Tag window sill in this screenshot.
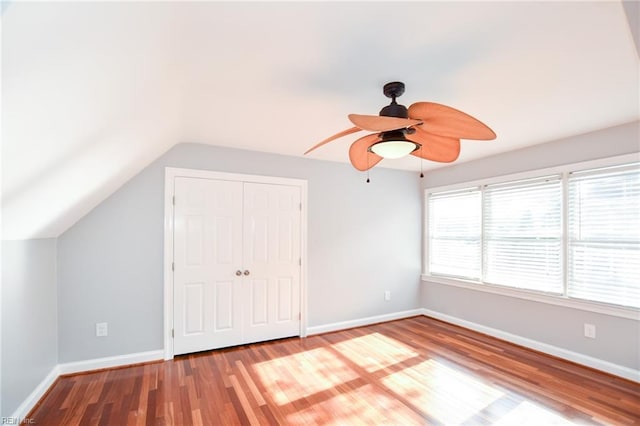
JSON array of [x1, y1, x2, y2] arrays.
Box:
[[420, 274, 640, 321]]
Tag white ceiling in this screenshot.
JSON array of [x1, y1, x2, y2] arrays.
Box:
[[2, 1, 639, 239]]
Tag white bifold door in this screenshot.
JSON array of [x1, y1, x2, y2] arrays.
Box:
[[173, 177, 301, 355]]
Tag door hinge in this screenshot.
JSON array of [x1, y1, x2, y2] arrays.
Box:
[[299, 258, 301, 266], [298, 312, 301, 320], [171, 329, 174, 338], [172, 262, 175, 271], [299, 202, 302, 211], [172, 195, 175, 205]]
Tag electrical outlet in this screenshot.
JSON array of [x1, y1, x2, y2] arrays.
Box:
[[96, 322, 108, 337], [584, 323, 596, 339], [384, 291, 391, 301]]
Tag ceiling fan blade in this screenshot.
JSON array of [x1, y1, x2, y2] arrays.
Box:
[[408, 102, 496, 140], [348, 114, 422, 132], [409, 127, 461, 163], [349, 134, 383, 171], [304, 127, 362, 155]]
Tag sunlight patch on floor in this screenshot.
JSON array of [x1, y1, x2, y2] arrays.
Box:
[[285, 383, 422, 425], [381, 358, 505, 424], [254, 347, 358, 405], [330, 332, 418, 373], [492, 401, 574, 425]]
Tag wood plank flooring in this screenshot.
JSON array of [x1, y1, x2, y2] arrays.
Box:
[[28, 316, 640, 425]]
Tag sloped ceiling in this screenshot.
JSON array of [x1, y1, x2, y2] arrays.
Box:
[[2, 1, 638, 239]]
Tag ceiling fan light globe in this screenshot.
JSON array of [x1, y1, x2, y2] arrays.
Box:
[[370, 141, 418, 159]]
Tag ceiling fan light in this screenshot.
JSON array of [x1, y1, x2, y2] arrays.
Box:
[[370, 140, 418, 159]]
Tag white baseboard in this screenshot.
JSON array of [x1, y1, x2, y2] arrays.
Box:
[[306, 309, 423, 336], [11, 365, 60, 422], [421, 308, 640, 383], [57, 349, 164, 375]]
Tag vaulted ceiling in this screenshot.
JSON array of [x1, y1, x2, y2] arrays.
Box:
[[2, 1, 639, 239]]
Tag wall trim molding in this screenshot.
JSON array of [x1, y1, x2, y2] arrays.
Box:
[[306, 309, 423, 336], [11, 365, 60, 422], [57, 350, 164, 375], [421, 308, 640, 383]]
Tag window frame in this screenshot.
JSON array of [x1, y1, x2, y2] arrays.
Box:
[[422, 153, 640, 321]]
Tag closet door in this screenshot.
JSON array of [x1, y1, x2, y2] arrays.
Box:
[[242, 183, 301, 343], [173, 177, 244, 355]]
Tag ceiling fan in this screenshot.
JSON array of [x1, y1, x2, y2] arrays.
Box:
[[304, 81, 496, 173]]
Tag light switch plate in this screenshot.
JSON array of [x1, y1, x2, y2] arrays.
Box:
[[584, 323, 596, 339], [96, 322, 108, 337]]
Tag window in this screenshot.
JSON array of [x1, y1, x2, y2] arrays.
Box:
[[428, 189, 481, 280], [484, 176, 562, 293], [568, 165, 640, 309], [425, 157, 640, 313]]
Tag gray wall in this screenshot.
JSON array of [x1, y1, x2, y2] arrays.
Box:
[[1, 239, 58, 417], [421, 120, 640, 370], [57, 144, 422, 362]]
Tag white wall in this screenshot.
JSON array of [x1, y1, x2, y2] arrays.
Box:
[[1, 239, 58, 417], [421, 121, 640, 371], [57, 143, 423, 362]]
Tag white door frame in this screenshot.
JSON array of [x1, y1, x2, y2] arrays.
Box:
[[163, 167, 308, 360]]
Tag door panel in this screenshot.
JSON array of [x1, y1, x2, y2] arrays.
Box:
[[214, 281, 234, 331], [173, 177, 243, 355], [277, 278, 293, 322], [243, 183, 301, 343], [277, 217, 293, 262], [250, 279, 269, 325], [185, 216, 204, 265], [183, 282, 205, 335], [214, 217, 234, 264], [249, 215, 269, 263]]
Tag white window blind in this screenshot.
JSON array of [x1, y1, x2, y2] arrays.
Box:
[[428, 189, 481, 280], [568, 164, 640, 308], [483, 176, 563, 293]]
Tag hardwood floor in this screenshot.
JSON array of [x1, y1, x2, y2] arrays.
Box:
[[29, 316, 640, 425]]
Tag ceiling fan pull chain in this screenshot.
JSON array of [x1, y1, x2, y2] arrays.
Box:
[[366, 155, 371, 183], [420, 146, 424, 178]]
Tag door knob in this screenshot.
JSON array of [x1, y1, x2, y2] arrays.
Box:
[[243, 270, 250, 276], [235, 270, 242, 276]]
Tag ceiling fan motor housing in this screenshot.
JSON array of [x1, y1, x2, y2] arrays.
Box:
[[380, 81, 408, 118], [379, 103, 409, 118]]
